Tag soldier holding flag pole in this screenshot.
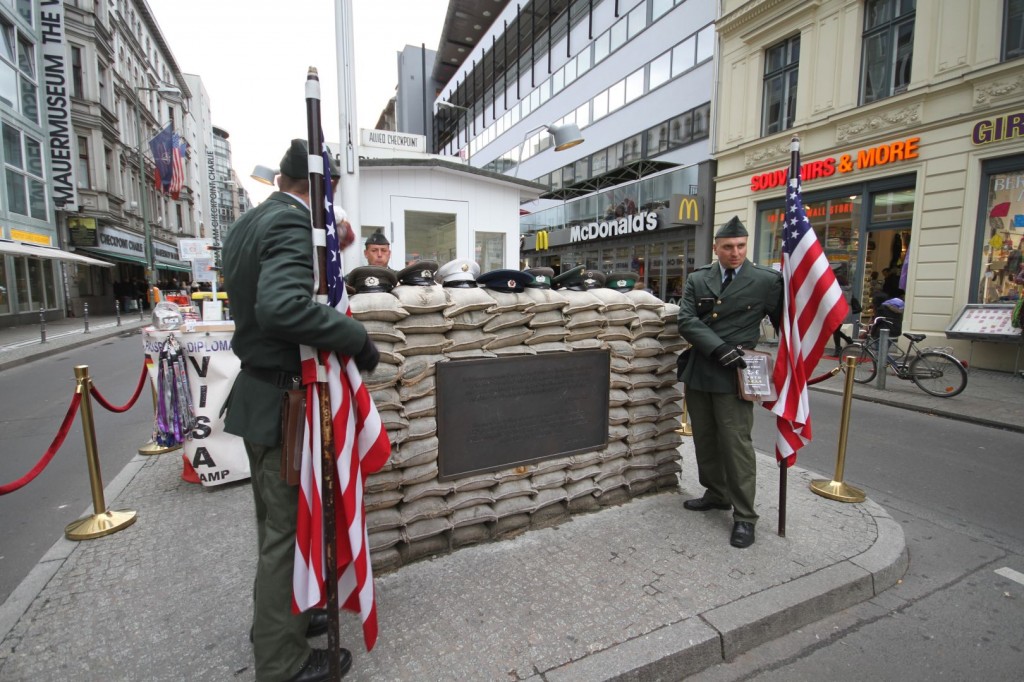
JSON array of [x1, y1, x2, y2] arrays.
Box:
[[221, 75, 382, 679]]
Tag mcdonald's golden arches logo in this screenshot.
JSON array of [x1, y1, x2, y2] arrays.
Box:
[[669, 194, 702, 226], [536, 230, 549, 250]]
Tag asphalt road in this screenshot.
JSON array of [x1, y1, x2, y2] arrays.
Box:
[[690, 390, 1024, 681], [0, 332, 154, 604]]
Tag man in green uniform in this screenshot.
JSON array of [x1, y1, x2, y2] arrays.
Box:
[[223, 139, 379, 682], [677, 216, 783, 549]]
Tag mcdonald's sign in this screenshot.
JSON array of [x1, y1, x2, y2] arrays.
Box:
[[536, 230, 549, 250], [669, 194, 702, 225]]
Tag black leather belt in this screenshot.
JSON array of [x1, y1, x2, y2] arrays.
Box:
[[241, 365, 302, 390]]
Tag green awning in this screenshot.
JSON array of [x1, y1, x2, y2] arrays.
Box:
[[74, 248, 148, 267], [156, 259, 191, 273]]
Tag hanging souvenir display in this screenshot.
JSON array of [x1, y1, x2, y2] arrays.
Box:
[[154, 335, 197, 446]]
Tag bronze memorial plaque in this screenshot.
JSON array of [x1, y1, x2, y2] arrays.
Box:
[[436, 350, 610, 480]]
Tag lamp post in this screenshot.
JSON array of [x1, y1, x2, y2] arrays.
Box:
[[436, 101, 473, 165], [132, 84, 181, 306]]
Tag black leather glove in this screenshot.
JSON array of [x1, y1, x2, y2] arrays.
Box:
[[353, 335, 380, 372], [711, 343, 747, 369]]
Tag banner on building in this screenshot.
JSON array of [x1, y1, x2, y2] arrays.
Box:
[[67, 217, 98, 247], [39, 0, 78, 211]]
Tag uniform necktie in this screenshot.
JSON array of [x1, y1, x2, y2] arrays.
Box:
[[723, 268, 734, 289]]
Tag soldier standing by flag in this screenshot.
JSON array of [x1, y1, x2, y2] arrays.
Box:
[[677, 217, 783, 549], [222, 139, 379, 682]]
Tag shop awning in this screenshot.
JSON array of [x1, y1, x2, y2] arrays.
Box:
[[156, 259, 191, 273], [73, 248, 147, 267], [0, 240, 113, 267]]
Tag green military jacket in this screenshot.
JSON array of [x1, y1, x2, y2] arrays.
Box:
[[677, 260, 783, 393], [221, 191, 368, 446]]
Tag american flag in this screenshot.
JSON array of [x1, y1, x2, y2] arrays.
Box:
[[169, 132, 185, 200], [769, 138, 848, 467], [292, 140, 390, 650]]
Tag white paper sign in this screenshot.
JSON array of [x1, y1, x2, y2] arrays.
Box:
[[144, 328, 249, 486]]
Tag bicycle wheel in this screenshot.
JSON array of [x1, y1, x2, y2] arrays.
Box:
[[840, 343, 877, 383], [909, 352, 967, 397]]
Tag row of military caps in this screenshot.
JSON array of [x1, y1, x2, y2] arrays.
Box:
[[347, 260, 641, 294]]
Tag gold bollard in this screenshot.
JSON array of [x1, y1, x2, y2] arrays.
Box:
[[810, 356, 866, 503], [65, 365, 138, 540], [675, 391, 693, 436], [138, 362, 181, 455]]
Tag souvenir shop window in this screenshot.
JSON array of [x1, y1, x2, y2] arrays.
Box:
[[977, 166, 1024, 304]]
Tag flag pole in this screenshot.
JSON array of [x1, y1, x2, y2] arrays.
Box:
[[777, 133, 801, 538], [304, 66, 343, 679]]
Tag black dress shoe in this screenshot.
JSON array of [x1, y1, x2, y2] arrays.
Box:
[[283, 647, 352, 682], [683, 496, 732, 512], [730, 521, 755, 548], [249, 610, 330, 643]]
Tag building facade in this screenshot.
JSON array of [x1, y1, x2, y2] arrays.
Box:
[[714, 0, 1024, 370], [432, 0, 719, 303]]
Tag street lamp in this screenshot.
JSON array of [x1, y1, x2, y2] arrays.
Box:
[[250, 165, 278, 185], [513, 122, 584, 178], [132, 83, 181, 305]]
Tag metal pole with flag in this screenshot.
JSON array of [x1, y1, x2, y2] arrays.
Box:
[[294, 67, 392, 673], [767, 134, 849, 536]]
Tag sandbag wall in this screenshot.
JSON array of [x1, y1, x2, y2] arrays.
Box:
[[350, 284, 687, 572]]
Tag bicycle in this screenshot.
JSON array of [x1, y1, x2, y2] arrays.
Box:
[[838, 317, 968, 397]]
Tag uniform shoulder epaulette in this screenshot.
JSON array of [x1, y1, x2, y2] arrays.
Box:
[[694, 263, 714, 271], [753, 262, 783, 276]]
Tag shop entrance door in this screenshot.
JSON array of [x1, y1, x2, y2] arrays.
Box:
[[861, 226, 909, 320]]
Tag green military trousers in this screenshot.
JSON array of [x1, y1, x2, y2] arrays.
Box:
[[246, 441, 313, 682], [684, 389, 759, 524]]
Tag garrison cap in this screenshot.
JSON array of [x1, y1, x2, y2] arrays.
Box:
[[437, 258, 480, 288], [365, 229, 390, 248], [397, 260, 440, 286], [279, 139, 309, 179], [606, 271, 640, 292], [579, 269, 606, 290], [523, 267, 554, 289], [478, 268, 534, 293], [551, 264, 585, 290], [347, 265, 397, 294], [715, 216, 748, 239]]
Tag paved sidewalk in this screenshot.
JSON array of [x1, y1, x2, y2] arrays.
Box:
[[3, 327, 1022, 680], [0, 441, 905, 681], [0, 313, 149, 371]]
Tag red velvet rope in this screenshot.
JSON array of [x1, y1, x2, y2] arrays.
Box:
[[0, 393, 82, 495], [89, 361, 149, 413], [806, 370, 839, 386]]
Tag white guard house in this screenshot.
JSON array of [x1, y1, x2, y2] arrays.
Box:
[[346, 130, 544, 271]]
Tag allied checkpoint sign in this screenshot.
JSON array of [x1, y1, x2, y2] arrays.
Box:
[[143, 327, 249, 485], [435, 351, 610, 480]]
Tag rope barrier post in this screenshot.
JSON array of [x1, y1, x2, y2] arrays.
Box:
[[64, 365, 137, 541], [115, 299, 121, 327], [138, 360, 181, 455], [83, 302, 90, 333], [40, 307, 46, 343], [137, 299, 144, 321], [809, 356, 866, 503]]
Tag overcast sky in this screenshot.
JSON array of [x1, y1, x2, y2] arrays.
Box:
[[147, 0, 449, 204]]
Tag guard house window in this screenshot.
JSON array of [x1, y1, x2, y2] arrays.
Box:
[[860, 0, 915, 104], [1005, 0, 1024, 61], [762, 35, 799, 135]]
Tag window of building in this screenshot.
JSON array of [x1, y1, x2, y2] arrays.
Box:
[[762, 35, 800, 135], [77, 135, 91, 187], [592, 89, 608, 120], [176, 204, 184, 230], [591, 148, 608, 176], [3, 123, 47, 220], [696, 24, 714, 63], [692, 103, 710, 140], [609, 16, 628, 52], [670, 110, 693, 147], [646, 121, 670, 155], [574, 101, 590, 128], [593, 30, 610, 64], [71, 45, 85, 98], [1005, 0, 1024, 61], [627, 3, 647, 40], [622, 134, 642, 165], [15, 0, 32, 25], [475, 231, 505, 273], [860, 0, 915, 104], [649, 50, 671, 90], [653, 0, 674, 21], [672, 36, 695, 76], [576, 45, 591, 76], [625, 67, 644, 103], [976, 157, 1024, 302], [607, 78, 625, 113]]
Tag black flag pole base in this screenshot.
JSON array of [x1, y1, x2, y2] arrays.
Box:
[[809, 479, 866, 503]]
